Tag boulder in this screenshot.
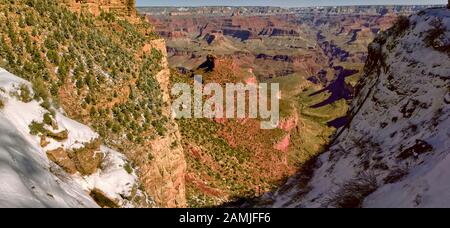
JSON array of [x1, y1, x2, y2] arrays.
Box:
[[46, 148, 77, 174]]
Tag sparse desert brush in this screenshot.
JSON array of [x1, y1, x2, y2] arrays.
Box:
[[29, 120, 68, 141], [0, 0, 166, 156], [324, 172, 378, 208], [19, 84, 32, 103], [124, 162, 133, 174], [392, 15, 410, 37], [424, 19, 449, 53], [383, 168, 409, 184], [29, 121, 46, 136], [32, 77, 49, 101]]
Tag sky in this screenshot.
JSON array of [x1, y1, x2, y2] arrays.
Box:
[[136, 0, 446, 7]]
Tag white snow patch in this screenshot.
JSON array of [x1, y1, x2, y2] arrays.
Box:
[[0, 68, 142, 207], [0, 69, 98, 208], [73, 146, 140, 207]]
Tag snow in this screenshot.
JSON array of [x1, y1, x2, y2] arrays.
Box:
[[263, 8, 450, 208], [0, 68, 142, 207], [50, 113, 99, 150], [74, 146, 140, 207], [365, 150, 450, 208], [0, 72, 98, 152], [0, 69, 98, 208]]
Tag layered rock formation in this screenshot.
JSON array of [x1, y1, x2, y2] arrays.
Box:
[[63, 0, 135, 16], [140, 39, 187, 208], [256, 8, 450, 208]]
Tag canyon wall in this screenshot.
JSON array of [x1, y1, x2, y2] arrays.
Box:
[[59, 0, 187, 207], [62, 0, 135, 16], [141, 39, 187, 207]]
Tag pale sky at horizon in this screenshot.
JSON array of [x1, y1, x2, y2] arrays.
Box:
[[136, 0, 446, 7]]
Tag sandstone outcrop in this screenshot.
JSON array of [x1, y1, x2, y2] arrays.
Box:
[[62, 0, 135, 16]]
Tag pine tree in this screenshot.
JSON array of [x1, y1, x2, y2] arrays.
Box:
[[127, 0, 135, 15]]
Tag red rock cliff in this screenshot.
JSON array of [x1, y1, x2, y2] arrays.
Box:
[[61, 0, 135, 16]]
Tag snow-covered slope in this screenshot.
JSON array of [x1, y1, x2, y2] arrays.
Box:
[[0, 68, 146, 208], [262, 8, 450, 208], [74, 146, 152, 208]]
